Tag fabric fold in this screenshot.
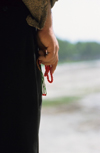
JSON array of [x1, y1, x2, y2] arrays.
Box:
[[22, 0, 58, 29]]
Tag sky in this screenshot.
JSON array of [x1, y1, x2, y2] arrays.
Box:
[[52, 0, 100, 43]]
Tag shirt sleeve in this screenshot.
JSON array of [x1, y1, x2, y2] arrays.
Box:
[[51, 0, 58, 7], [22, 0, 58, 29]]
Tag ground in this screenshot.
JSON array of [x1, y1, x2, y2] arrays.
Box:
[[39, 60, 100, 153]]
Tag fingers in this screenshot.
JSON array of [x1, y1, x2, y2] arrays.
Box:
[[38, 45, 58, 65], [50, 60, 58, 74], [38, 50, 45, 56], [39, 55, 56, 65], [39, 51, 58, 74], [37, 34, 59, 74], [38, 50, 55, 63]]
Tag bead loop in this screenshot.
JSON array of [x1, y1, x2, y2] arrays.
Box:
[[44, 65, 53, 83]]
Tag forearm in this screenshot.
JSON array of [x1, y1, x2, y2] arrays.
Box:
[[37, 0, 59, 74]]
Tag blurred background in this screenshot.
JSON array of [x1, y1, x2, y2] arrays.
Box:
[[39, 0, 100, 153]]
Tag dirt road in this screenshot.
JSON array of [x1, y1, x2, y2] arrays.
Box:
[[43, 60, 100, 99], [40, 93, 100, 153], [40, 61, 100, 153]]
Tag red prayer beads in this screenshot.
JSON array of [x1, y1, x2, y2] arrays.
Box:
[[44, 65, 53, 83]]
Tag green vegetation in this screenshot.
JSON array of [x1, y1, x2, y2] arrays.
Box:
[[42, 96, 80, 107], [42, 39, 100, 107], [58, 39, 100, 62]]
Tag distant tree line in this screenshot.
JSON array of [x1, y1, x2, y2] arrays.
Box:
[[57, 39, 100, 62]]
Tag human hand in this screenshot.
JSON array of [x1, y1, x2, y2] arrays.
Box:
[[37, 28, 59, 74], [36, 0, 59, 74]]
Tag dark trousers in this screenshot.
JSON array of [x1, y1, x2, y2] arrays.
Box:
[[0, 2, 42, 153]]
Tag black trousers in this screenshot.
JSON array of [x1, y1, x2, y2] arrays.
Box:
[[0, 2, 42, 153]]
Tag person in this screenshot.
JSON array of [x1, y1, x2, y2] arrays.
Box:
[[0, 0, 59, 153]]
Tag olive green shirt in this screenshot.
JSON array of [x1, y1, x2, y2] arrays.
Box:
[[22, 0, 58, 29]]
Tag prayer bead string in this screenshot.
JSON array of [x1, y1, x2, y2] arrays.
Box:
[[37, 59, 53, 83]]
